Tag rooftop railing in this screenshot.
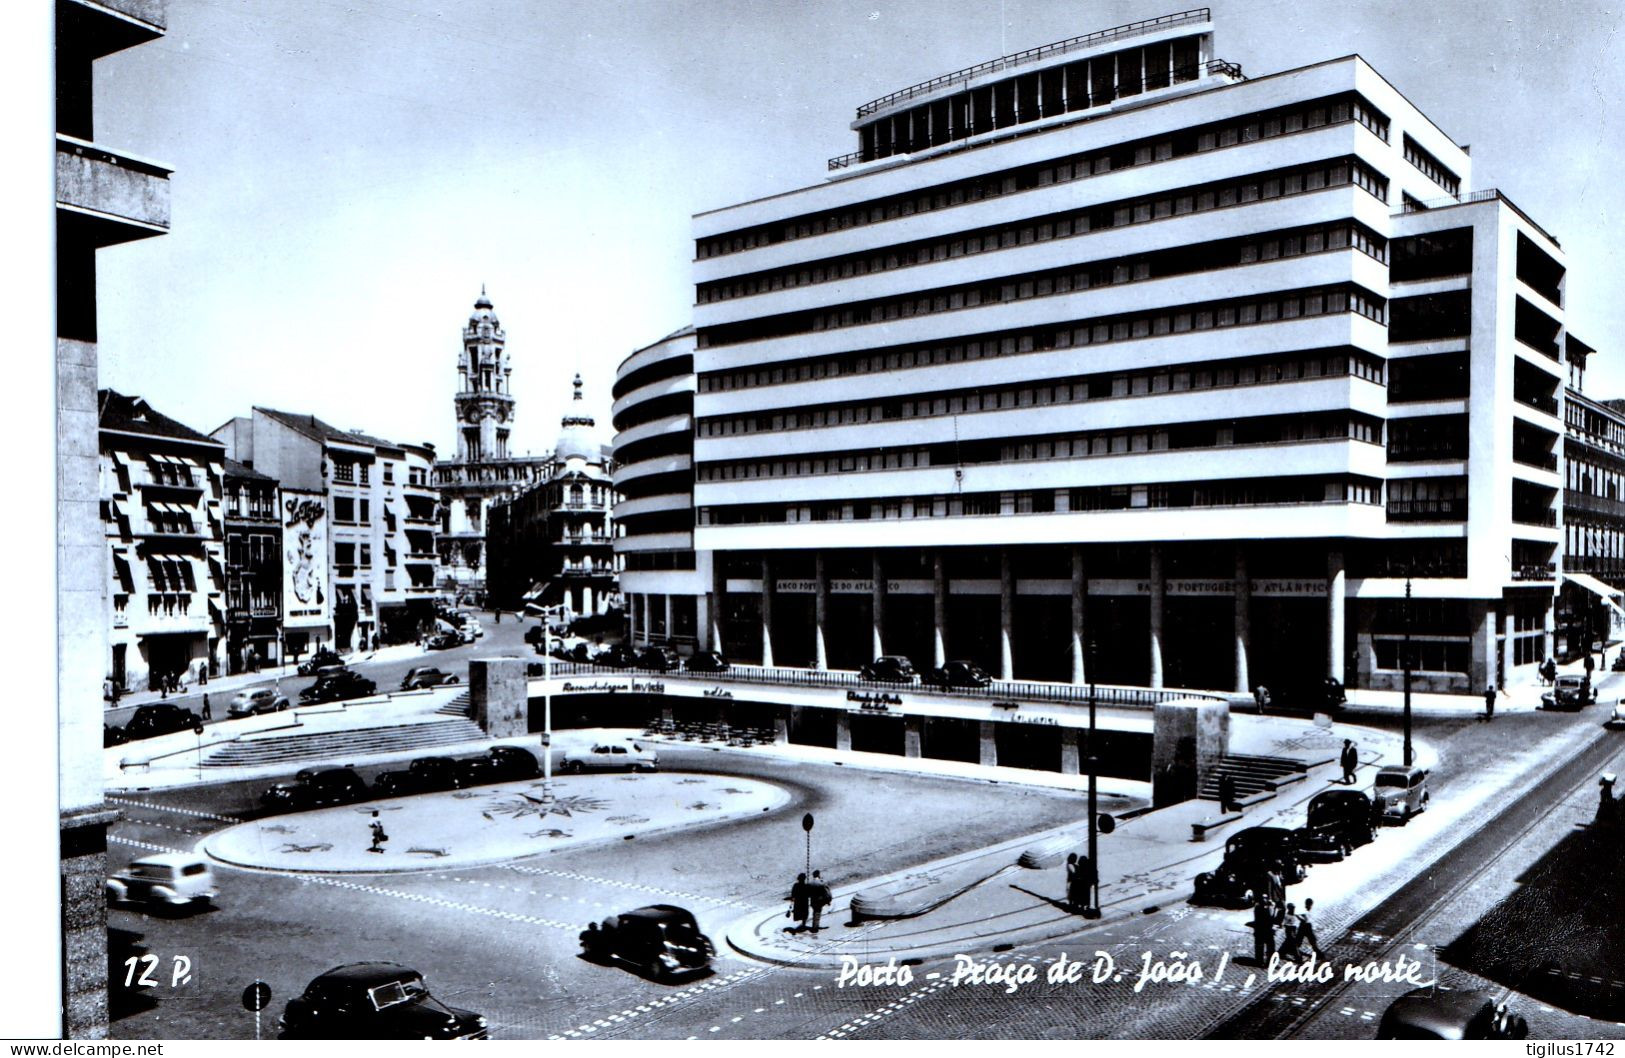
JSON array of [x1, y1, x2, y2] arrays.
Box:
[[1398, 188, 1561, 249], [854, 8, 1211, 118]]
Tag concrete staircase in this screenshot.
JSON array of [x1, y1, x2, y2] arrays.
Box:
[[201, 717, 487, 767], [1198, 753, 1308, 800], [436, 691, 473, 718]]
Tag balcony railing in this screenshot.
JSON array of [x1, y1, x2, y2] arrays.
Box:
[[1512, 511, 1558, 528], [56, 134, 171, 240], [1398, 188, 1561, 249], [1513, 563, 1557, 582], [1513, 450, 1559, 471]]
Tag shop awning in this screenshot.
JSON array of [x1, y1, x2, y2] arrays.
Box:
[[1564, 571, 1625, 617]]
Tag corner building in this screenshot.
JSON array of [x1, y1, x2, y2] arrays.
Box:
[[630, 10, 1577, 696]]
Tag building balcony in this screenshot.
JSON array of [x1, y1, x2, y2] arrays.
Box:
[[1564, 490, 1625, 521], [1513, 563, 1557, 583], [405, 552, 438, 562], [405, 583, 439, 594], [56, 134, 171, 247]]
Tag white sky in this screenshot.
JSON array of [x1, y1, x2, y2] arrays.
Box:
[[89, 0, 1625, 453]]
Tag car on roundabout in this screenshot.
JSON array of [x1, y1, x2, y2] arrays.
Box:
[[106, 853, 217, 911], [296, 648, 344, 677], [279, 963, 489, 1040], [1372, 764, 1431, 822], [260, 767, 370, 812], [298, 670, 378, 704], [455, 745, 541, 787], [399, 666, 459, 690], [373, 756, 462, 798], [1376, 987, 1528, 1040], [1294, 789, 1378, 861], [859, 655, 919, 684], [579, 905, 715, 982], [226, 687, 291, 717], [1192, 826, 1308, 907], [924, 660, 992, 689], [557, 739, 658, 774]]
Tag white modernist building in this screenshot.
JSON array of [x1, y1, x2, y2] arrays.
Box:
[[617, 9, 1583, 697]]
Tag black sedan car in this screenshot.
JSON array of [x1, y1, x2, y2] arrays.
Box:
[[636, 645, 683, 672], [425, 632, 461, 651], [859, 655, 919, 683], [456, 745, 542, 788], [1295, 789, 1378, 861], [296, 648, 345, 677], [373, 756, 462, 797], [260, 767, 369, 812], [593, 644, 640, 668], [104, 724, 129, 747], [1192, 826, 1309, 907], [686, 651, 729, 673], [580, 905, 715, 981], [120, 704, 203, 741], [1377, 987, 1528, 1040], [280, 963, 489, 1039], [924, 660, 992, 689], [399, 666, 460, 691], [299, 670, 378, 704]]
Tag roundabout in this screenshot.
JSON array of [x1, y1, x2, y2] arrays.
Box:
[[202, 771, 791, 874]]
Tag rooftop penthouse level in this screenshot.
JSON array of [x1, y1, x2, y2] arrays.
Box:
[[831, 8, 1242, 170]]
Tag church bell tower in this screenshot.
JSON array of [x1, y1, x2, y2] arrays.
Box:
[[455, 286, 514, 462]]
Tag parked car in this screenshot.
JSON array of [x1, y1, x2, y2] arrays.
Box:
[[1608, 697, 1625, 729], [685, 651, 729, 673], [456, 745, 541, 787], [373, 756, 462, 798], [296, 648, 344, 676], [425, 632, 461, 651], [924, 660, 992, 689], [226, 687, 291, 718], [299, 670, 378, 704], [636, 645, 683, 672], [859, 655, 918, 683], [592, 643, 640, 668], [524, 625, 547, 646], [104, 724, 128, 748], [579, 905, 715, 981], [1372, 764, 1431, 821], [121, 704, 203, 741], [1192, 826, 1308, 907], [279, 963, 489, 1040], [1542, 674, 1596, 710], [558, 740, 658, 774], [261, 767, 369, 811], [548, 636, 592, 662], [399, 666, 459, 691], [1294, 789, 1377, 861], [464, 618, 484, 639], [106, 853, 217, 910], [1275, 675, 1347, 713], [1377, 987, 1528, 1040]]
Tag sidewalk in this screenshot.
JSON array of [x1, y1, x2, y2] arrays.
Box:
[[1346, 651, 1619, 716], [726, 714, 1421, 968]]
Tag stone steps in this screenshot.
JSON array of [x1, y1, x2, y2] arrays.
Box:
[[1198, 753, 1308, 799], [436, 691, 473, 717], [201, 718, 487, 767]]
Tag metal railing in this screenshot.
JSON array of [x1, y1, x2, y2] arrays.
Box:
[[533, 660, 1222, 709], [1397, 188, 1561, 248], [854, 9, 1210, 117]]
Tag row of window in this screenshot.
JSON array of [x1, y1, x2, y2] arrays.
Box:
[[145, 458, 197, 489], [1569, 457, 1625, 500], [224, 487, 276, 520], [696, 158, 1388, 305], [700, 220, 1386, 349], [332, 460, 371, 485], [146, 558, 197, 593], [145, 505, 197, 535], [1401, 135, 1461, 197], [697, 92, 1389, 259], [1386, 477, 1468, 521]]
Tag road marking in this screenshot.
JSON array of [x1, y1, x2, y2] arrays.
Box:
[[500, 863, 756, 909], [108, 796, 239, 824], [306, 876, 579, 930], [110, 836, 185, 855]]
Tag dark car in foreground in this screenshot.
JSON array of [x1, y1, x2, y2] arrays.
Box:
[[296, 648, 344, 676], [120, 704, 203, 741], [859, 655, 918, 683], [373, 756, 461, 798], [924, 660, 992, 689], [1377, 987, 1528, 1040], [299, 670, 378, 704], [580, 905, 715, 981], [104, 724, 128, 747], [1294, 789, 1377, 861], [455, 745, 541, 788], [685, 651, 729, 673], [399, 666, 460, 690], [260, 767, 369, 812], [280, 963, 489, 1039], [1192, 826, 1308, 906]]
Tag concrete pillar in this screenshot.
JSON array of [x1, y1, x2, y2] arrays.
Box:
[[1070, 547, 1086, 685], [904, 715, 922, 758], [584, 586, 595, 615], [773, 708, 789, 746], [708, 558, 726, 655], [663, 594, 673, 647], [760, 557, 775, 668], [1354, 601, 1377, 688], [1328, 550, 1346, 683], [1234, 545, 1251, 694], [1502, 604, 1515, 688], [1148, 544, 1165, 689], [1544, 603, 1556, 663], [628, 593, 638, 648], [1470, 600, 1495, 692], [835, 711, 852, 752], [999, 548, 1015, 681], [1060, 727, 1080, 775], [1151, 699, 1231, 808], [470, 656, 528, 738], [932, 553, 948, 667], [640, 593, 651, 647], [814, 553, 829, 671], [978, 720, 998, 768], [871, 554, 885, 660]]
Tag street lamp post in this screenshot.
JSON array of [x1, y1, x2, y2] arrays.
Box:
[[1402, 565, 1414, 768], [542, 622, 554, 803], [1082, 571, 1101, 918]]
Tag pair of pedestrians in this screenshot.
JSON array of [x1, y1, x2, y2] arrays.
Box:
[[786, 871, 833, 933], [1250, 892, 1323, 964], [1064, 852, 1097, 914]]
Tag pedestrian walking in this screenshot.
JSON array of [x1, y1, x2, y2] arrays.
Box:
[[1068, 853, 1097, 914], [1219, 772, 1240, 814], [1340, 739, 1359, 785], [1541, 657, 1557, 685], [808, 870, 833, 932], [368, 811, 388, 854], [1064, 852, 1078, 910], [1585, 652, 1596, 679], [1250, 893, 1277, 965], [1296, 898, 1323, 960], [1253, 684, 1269, 714], [785, 873, 810, 933], [201, 693, 212, 721], [1484, 683, 1497, 721], [1278, 901, 1301, 961]]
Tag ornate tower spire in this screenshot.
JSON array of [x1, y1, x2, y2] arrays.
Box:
[[455, 288, 514, 462]]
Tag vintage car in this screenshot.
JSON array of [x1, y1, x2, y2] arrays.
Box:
[[1274, 675, 1347, 714], [636, 645, 683, 672], [298, 670, 378, 704], [592, 643, 641, 669], [295, 648, 344, 676], [279, 963, 489, 1040], [685, 651, 730, 673], [372, 756, 461, 798], [1192, 826, 1308, 907], [859, 655, 919, 684], [455, 745, 541, 788], [557, 739, 658, 774], [260, 767, 369, 812], [924, 660, 992, 689], [1372, 764, 1431, 821], [399, 666, 460, 690], [425, 632, 461, 651], [579, 905, 715, 981], [226, 687, 291, 717], [103, 723, 128, 748], [120, 704, 203, 741], [1542, 674, 1596, 711], [106, 853, 218, 910], [1294, 789, 1378, 861], [1377, 987, 1528, 1040], [1608, 697, 1625, 729]]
